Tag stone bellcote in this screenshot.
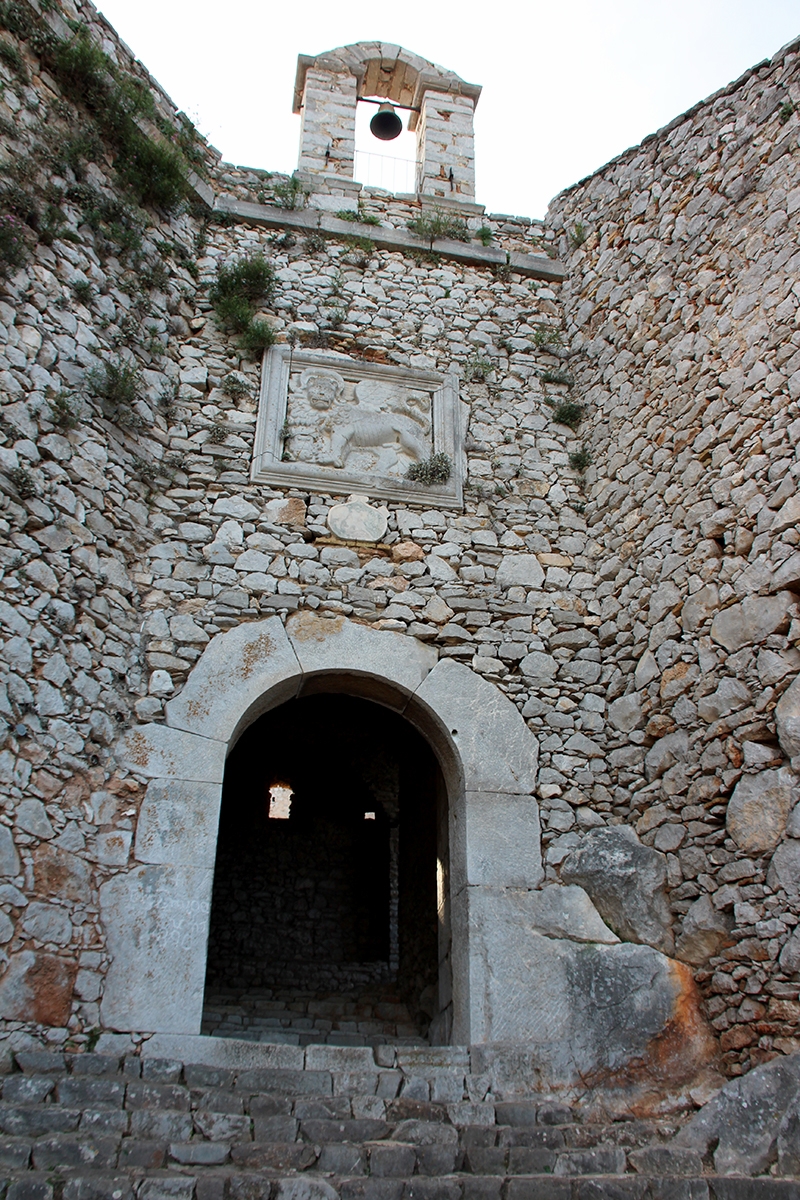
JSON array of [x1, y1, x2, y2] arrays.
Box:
[[292, 42, 481, 201]]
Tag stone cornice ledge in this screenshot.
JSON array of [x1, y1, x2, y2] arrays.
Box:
[[214, 195, 566, 282]]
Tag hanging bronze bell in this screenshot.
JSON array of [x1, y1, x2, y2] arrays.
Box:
[[369, 102, 403, 141]]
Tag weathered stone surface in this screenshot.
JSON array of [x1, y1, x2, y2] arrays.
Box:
[[777, 675, 800, 759], [327, 495, 388, 542], [461, 793, 542, 888], [527, 884, 619, 944], [681, 584, 719, 632], [675, 894, 735, 965], [697, 678, 752, 723], [779, 926, 800, 973], [165, 617, 301, 743], [607, 694, 643, 733], [495, 555, 544, 590], [0, 951, 76, 1025], [561, 826, 674, 954], [99, 865, 213, 1033], [287, 612, 437, 709], [644, 730, 689, 782], [726, 768, 797, 855], [677, 1051, 800, 1174], [134, 780, 222, 868], [768, 839, 800, 897], [415, 659, 538, 794], [0, 825, 20, 877], [710, 591, 794, 652], [465, 888, 712, 1087], [116, 724, 225, 784], [33, 844, 90, 902]]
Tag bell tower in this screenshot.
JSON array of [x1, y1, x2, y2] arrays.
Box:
[[292, 42, 481, 203]]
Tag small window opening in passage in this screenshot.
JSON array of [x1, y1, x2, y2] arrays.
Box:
[[268, 783, 293, 820]]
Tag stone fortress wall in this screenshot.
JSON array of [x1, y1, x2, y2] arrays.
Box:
[[0, 0, 798, 1092]]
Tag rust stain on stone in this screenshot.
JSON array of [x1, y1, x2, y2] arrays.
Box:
[[33, 844, 91, 903], [288, 612, 344, 643], [122, 729, 151, 768], [239, 632, 274, 679], [27, 954, 77, 1026], [584, 959, 716, 1110]]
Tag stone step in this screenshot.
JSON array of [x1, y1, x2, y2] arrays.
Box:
[[0, 1174, 799, 1200]]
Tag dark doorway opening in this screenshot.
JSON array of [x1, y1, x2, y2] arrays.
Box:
[[202, 692, 449, 1046]]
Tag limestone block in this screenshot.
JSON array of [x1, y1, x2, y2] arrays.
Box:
[[135, 780, 222, 868], [143, 1034, 304, 1069], [519, 651, 557, 684], [780, 927, 800, 973], [607, 693, 643, 733], [33, 843, 89, 902], [777, 675, 800, 759], [165, 617, 301, 743], [0, 950, 76, 1026], [212, 496, 260, 521], [415, 659, 538, 795], [697, 678, 752, 723], [527, 884, 619, 943], [675, 894, 734, 964], [768, 839, 800, 898], [772, 493, 800, 535], [726, 768, 797, 854], [458, 793, 542, 888], [710, 591, 793, 652], [644, 730, 688, 782], [464, 888, 711, 1088], [682, 584, 719, 632], [116, 723, 225, 784], [287, 612, 436, 709], [561, 825, 674, 954], [0, 825, 19, 877], [635, 649, 660, 689], [677, 1052, 800, 1175], [495, 555, 544, 590], [99, 864, 213, 1033]]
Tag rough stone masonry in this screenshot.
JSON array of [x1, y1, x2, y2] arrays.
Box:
[[0, 0, 799, 1177]]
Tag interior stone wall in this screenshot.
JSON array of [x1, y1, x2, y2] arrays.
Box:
[[547, 39, 800, 1077], [0, 0, 797, 1081]]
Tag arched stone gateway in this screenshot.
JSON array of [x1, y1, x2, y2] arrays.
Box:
[[110, 614, 713, 1091]]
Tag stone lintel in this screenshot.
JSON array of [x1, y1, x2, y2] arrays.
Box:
[[213, 195, 566, 281]]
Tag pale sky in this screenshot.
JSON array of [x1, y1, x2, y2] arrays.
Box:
[[96, 0, 799, 219]]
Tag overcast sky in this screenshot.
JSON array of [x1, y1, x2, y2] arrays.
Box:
[[97, 0, 799, 219]]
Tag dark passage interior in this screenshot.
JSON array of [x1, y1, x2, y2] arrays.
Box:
[[202, 692, 449, 1046]]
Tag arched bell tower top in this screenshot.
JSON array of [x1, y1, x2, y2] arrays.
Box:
[[292, 42, 482, 203]]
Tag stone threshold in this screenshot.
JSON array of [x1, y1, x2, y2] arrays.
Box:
[[213, 195, 567, 282]]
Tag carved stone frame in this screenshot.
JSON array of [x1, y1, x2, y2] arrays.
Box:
[[251, 346, 464, 507]]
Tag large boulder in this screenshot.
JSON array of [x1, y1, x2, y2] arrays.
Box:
[[467, 887, 712, 1092], [561, 825, 674, 954], [710, 591, 793, 653], [677, 1052, 800, 1174]]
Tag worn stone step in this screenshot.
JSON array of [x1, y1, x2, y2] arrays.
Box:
[[1, 1175, 800, 1200]]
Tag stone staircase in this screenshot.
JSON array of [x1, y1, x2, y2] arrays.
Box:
[[0, 1041, 796, 1199], [201, 988, 426, 1047]]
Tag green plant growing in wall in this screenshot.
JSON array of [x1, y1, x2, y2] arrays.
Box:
[[407, 208, 470, 246], [206, 419, 228, 444], [221, 372, 251, 401], [303, 232, 326, 254], [406, 452, 452, 485], [569, 446, 592, 472], [532, 323, 563, 348], [569, 222, 587, 248], [273, 174, 309, 210], [210, 253, 276, 355], [476, 225, 493, 246], [0, 212, 26, 275], [8, 466, 37, 499], [464, 353, 493, 382], [239, 319, 276, 357], [49, 393, 80, 430], [540, 368, 573, 387], [550, 400, 585, 429], [86, 357, 144, 427], [71, 278, 92, 304], [779, 100, 795, 124], [0, 38, 27, 79]]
